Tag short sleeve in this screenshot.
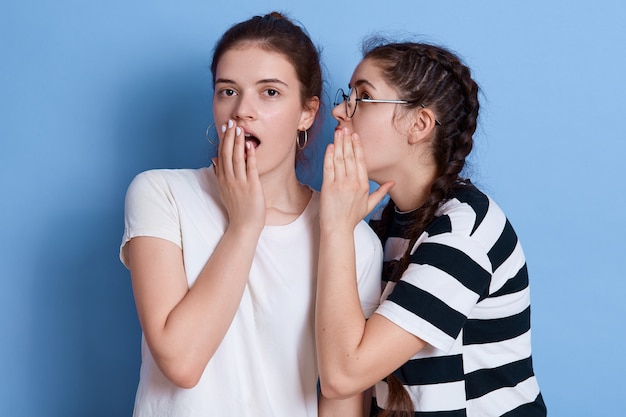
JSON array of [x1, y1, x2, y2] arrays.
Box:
[[375, 232, 492, 353], [119, 170, 182, 268], [353, 220, 384, 318]]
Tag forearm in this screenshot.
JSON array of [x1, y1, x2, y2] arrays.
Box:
[[131, 226, 261, 387], [316, 129, 400, 397], [318, 391, 364, 417], [316, 227, 368, 397]]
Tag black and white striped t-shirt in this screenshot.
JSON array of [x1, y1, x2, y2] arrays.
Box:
[[370, 183, 546, 417]]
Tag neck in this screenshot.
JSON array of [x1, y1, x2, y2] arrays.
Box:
[[383, 162, 437, 213], [260, 166, 311, 225]]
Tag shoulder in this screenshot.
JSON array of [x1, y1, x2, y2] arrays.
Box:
[[428, 183, 518, 273], [125, 168, 216, 217], [130, 167, 209, 185], [435, 183, 506, 237], [128, 167, 211, 195]]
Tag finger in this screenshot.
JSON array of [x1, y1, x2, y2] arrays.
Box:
[[322, 143, 336, 186], [216, 125, 224, 176], [219, 120, 235, 177], [245, 140, 259, 180], [368, 181, 395, 214], [342, 130, 358, 178], [231, 125, 247, 179], [332, 128, 346, 180], [351, 133, 368, 184]]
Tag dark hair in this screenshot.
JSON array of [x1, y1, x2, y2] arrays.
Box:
[[210, 12, 323, 161], [364, 39, 480, 417]]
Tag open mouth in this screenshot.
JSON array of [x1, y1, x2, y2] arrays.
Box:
[[244, 133, 260, 149]]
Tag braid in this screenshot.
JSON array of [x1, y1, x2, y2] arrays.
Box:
[[364, 41, 479, 283], [363, 40, 480, 417]]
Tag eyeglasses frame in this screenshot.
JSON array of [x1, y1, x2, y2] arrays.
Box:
[[334, 87, 441, 126]]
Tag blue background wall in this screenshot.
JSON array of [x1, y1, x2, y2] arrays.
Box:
[[2, 1, 624, 415]]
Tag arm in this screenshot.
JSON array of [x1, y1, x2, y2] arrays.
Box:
[[316, 129, 424, 398], [128, 120, 265, 388], [318, 392, 364, 417]]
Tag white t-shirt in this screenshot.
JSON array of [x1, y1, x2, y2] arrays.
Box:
[[120, 167, 382, 417]]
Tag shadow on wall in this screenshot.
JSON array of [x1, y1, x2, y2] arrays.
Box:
[[26, 62, 214, 416], [23, 57, 339, 416], [30, 210, 141, 417], [113, 58, 215, 179]]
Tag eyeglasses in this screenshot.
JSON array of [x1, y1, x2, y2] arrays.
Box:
[[334, 87, 441, 125]]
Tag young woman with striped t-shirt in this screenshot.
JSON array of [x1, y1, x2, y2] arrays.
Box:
[[316, 40, 547, 417]]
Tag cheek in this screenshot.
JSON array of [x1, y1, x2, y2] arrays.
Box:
[[357, 130, 378, 163], [212, 102, 230, 125], [357, 123, 398, 173], [272, 109, 303, 135], [260, 110, 301, 150], [354, 119, 383, 146]]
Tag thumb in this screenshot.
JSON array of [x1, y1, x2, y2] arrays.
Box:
[[367, 181, 395, 213]]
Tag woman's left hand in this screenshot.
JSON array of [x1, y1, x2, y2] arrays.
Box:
[[213, 119, 266, 235]]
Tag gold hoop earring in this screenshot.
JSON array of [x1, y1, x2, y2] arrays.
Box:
[[205, 123, 218, 146], [296, 129, 308, 150]]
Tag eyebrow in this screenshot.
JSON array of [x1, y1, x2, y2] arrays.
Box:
[[215, 78, 289, 87], [350, 79, 377, 91]]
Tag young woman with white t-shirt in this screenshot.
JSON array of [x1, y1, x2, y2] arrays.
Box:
[[120, 12, 382, 417]]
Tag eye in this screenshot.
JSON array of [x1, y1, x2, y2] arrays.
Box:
[[360, 91, 373, 100], [264, 88, 280, 97], [218, 88, 237, 97]]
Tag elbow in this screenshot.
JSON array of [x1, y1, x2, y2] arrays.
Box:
[[159, 359, 205, 389], [145, 337, 212, 389], [168, 372, 202, 390], [318, 371, 362, 399], [319, 381, 346, 400]]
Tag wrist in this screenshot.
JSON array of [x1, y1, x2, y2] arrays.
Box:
[[319, 222, 356, 239], [225, 222, 264, 240]]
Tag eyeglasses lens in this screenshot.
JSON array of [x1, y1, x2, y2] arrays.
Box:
[[334, 87, 358, 118], [347, 87, 357, 118], [334, 89, 344, 108]]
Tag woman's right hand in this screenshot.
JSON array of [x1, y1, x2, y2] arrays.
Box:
[[320, 127, 393, 233], [213, 119, 266, 234]]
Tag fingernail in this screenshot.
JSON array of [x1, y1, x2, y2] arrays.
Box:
[[228, 119, 234, 128], [236, 127, 241, 136], [221, 124, 226, 133], [245, 142, 251, 150]]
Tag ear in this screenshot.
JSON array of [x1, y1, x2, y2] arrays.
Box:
[[299, 96, 320, 130], [407, 106, 438, 144]]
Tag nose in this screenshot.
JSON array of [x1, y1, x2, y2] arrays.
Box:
[[232, 93, 256, 121], [331, 101, 346, 122]]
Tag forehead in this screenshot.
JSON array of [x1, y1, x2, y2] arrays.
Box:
[[350, 59, 394, 92], [351, 59, 380, 81], [215, 45, 298, 83]]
